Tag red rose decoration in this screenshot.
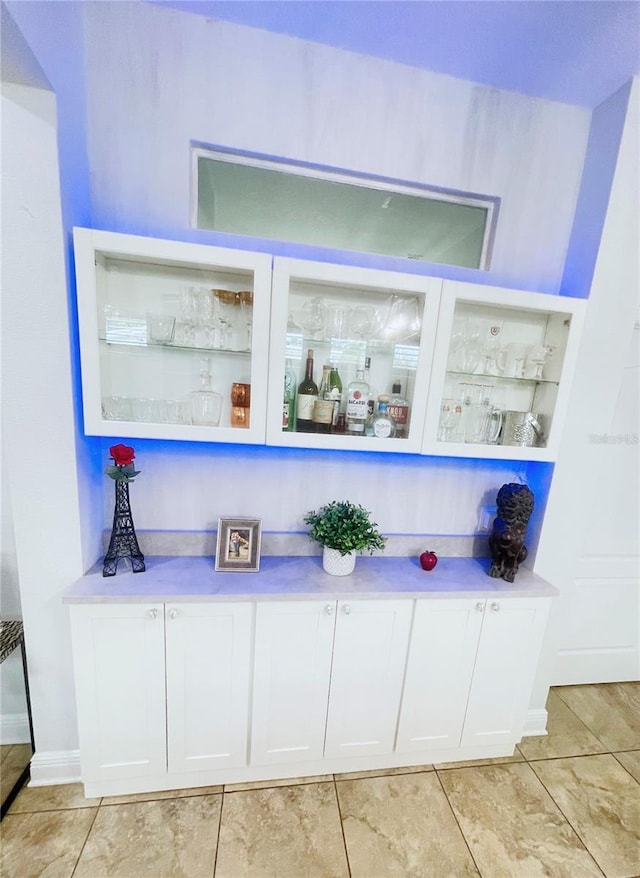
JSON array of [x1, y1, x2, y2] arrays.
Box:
[[110, 444, 135, 467]]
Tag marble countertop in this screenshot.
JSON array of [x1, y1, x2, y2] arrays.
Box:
[[62, 556, 558, 603]]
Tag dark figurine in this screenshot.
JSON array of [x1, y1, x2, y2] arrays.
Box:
[[488, 483, 534, 582]]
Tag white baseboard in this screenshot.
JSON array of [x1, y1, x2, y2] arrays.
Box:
[[521, 708, 549, 738], [29, 749, 81, 786], [0, 712, 31, 745]]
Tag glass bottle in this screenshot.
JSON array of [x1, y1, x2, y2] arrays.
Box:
[[346, 367, 370, 435], [364, 356, 376, 420], [190, 358, 222, 426], [327, 364, 343, 430], [312, 364, 334, 433], [371, 395, 397, 438], [282, 358, 297, 431], [389, 382, 410, 438], [296, 348, 318, 432]]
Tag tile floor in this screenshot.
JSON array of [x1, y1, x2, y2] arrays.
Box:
[[1, 682, 638, 878]]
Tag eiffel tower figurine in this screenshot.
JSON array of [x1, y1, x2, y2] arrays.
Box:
[[103, 443, 145, 577]]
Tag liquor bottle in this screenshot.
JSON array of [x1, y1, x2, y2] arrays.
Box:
[[364, 356, 376, 420], [282, 359, 297, 431], [312, 364, 334, 433], [346, 367, 370, 435], [296, 349, 318, 432], [371, 395, 397, 438], [190, 358, 223, 426], [389, 381, 410, 438], [327, 364, 343, 430]]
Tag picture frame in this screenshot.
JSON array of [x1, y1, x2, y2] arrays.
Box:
[[215, 518, 262, 572]]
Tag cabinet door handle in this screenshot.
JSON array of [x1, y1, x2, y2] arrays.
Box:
[[490, 601, 500, 612], [147, 608, 158, 620], [325, 604, 334, 615], [343, 604, 351, 615], [168, 608, 178, 620], [475, 602, 485, 613]]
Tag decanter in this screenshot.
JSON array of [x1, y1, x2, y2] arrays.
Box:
[[190, 359, 222, 426]]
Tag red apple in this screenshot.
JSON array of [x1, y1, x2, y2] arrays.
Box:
[[419, 550, 438, 571]]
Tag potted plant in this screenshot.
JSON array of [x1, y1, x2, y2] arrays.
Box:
[[304, 500, 387, 576]]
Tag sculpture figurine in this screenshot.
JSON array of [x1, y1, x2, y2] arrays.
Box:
[[488, 483, 534, 582]]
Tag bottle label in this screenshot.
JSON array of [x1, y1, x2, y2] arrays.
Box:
[[312, 399, 334, 425], [373, 420, 394, 439], [346, 395, 368, 431], [297, 393, 316, 421], [282, 401, 290, 429], [388, 403, 408, 426]]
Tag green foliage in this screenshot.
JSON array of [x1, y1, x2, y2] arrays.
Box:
[[304, 500, 387, 556], [105, 464, 140, 483]]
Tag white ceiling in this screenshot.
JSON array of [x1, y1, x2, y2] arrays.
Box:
[[151, 0, 640, 108]]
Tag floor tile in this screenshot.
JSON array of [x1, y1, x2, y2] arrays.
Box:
[[215, 781, 349, 877], [0, 744, 31, 804], [336, 771, 479, 877], [74, 794, 221, 878], [614, 750, 640, 783], [0, 807, 97, 878], [518, 689, 609, 761], [101, 783, 223, 805], [531, 754, 640, 878], [225, 772, 333, 792], [334, 762, 433, 781], [554, 683, 640, 751], [8, 781, 100, 813], [435, 751, 524, 770], [439, 762, 603, 878]]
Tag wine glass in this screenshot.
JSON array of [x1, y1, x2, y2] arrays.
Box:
[[454, 320, 482, 373], [300, 297, 326, 340], [525, 344, 554, 379], [438, 398, 463, 442], [238, 291, 254, 351], [349, 305, 376, 340], [479, 320, 503, 375]]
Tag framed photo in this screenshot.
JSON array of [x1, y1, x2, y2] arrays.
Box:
[[215, 518, 262, 572]]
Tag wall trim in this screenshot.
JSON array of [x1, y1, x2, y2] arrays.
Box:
[[29, 749, 81, 786], [521, 708, 548, 738]]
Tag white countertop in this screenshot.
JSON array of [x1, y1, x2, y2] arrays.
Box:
[[63, 556, 558, 603]]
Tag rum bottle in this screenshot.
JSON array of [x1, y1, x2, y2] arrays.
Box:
[[346, 367, 369, 435]]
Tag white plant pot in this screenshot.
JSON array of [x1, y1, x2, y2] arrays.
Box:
[[322, 546, 356, 576]]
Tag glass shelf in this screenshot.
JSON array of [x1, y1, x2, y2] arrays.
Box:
[[445, 369, 560, 386], [99, 337, 251, 357]]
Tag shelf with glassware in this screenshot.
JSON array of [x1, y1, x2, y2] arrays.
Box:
[[73, 228, 272, 444], [421, 281, 586, 461], [266, 257, 442, 453]]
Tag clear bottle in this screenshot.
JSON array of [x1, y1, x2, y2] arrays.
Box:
[[371, 395, 397, 438], [312, 364, 334, 433], [364, 356, 376, 420], [388, 381, 410, 438], [296, 348, 318, 432], [282, 358, 297, 431], [346, 367, 370, 435], [190, 358, 223, 426], [327, 364, 343, 430]]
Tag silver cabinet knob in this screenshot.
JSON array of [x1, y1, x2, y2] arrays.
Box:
[[147, 608, 158, 620], [475, 602, 485, 613], [325, 605, 334, 615], [490, 601, 500, 612], [168, 608, 178, 620], [343, 604, 351, 615]]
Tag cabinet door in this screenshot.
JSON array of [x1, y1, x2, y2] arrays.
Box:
[[73, 227, 272, 444], [69, 603, 166, 783], [251, 601, 336, 766], [165, 602, 252, 773], [324, 600, 413, 759], [396, 599, 484, 752], [267, 257, 442, 453], [422, 281, 586, 461], [461, 597, 551, 748]]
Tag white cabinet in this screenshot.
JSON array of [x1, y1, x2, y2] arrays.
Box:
[[422, 281, 586, 460], [250, 599, 413, 765], [70, 601, 252, 786], [396, 596, 551, 754], [73, 228, 272, 444], [267, 257, 442, 453]]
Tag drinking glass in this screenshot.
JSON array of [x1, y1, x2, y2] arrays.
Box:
[[300, 297, 326, 340], [238, 291, 254, 351], [349, 305, 376, 340], [479, 320, 503, 375], [454, 320, 482, 373], [525, 344, 553, 379], [438, 398, 463, 442], [147, 314, 176, 345]]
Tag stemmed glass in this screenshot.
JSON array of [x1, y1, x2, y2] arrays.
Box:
[[479, 320, 503, 375], [438, 398, 463, 442], [349, 305, 376, 340], [238, 291, 253, 351], [300, 297, 326, 340]]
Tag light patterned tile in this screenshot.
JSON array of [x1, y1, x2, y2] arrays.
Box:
[[517, 690, 608, 761], [439, 762, 602, 878], [74, 795, 221, 878], [614, 750, 640, 783], [334, 763, 433, 781], [8, 781, 100, 813], [0, 808, 97, 878], [531, 754, 640, 878], [435, 751, 524, 770], [101, 784, 223, 805], [216, 782, 349, 877], [336, 771, 479, 877], [555, 683, 640, 751], [225, 773, 333, 792]]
